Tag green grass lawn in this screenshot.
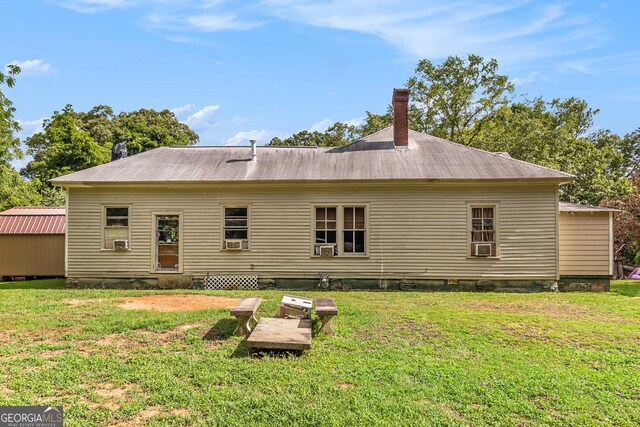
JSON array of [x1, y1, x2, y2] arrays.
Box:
[[1, 280, 639, 426]]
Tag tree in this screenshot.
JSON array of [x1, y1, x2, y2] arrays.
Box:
[[602, 175, 640, 264], [0, 64, 23, 166], [112, 109, 199, 155], [269, 122, 360, 147], [22, 105, 111, 187], [22, 105, 200, 196], [407, 54, 514, 145], [0, 64, 41, 210], [472, 97, 632, 205]]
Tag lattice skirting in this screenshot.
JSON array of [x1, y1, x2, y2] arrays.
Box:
[[204, 274, 259, 290]]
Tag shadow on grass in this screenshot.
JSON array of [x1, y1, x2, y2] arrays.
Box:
[[0, 278, 66, 290], [230, 340, 303, 359], [203, 318, 237, 341]]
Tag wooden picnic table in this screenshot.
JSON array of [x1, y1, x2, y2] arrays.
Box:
[[246, 318, 312, 350]]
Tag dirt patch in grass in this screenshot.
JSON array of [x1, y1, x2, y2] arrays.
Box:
[[336, 382, 355, 389], [63, 298, 108, 306], [463, 300, 622, 322], [118, 294, 241, 312], [111, 405, 190, 426], [88, 321, 210, 353]]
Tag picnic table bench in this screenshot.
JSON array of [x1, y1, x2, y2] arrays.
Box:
[[234, 296, 338, 351], [315, 298, 338, 335], [246, 318, 312, 350], [230, 297, 261, 336]]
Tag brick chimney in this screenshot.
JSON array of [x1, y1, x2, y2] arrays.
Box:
[[392, 88, 409, 148]]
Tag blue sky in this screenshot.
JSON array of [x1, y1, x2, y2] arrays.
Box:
[[2, 0, 640, 165]]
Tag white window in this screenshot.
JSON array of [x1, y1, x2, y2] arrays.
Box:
[[103, 207, 129, 250], [469, 205, 497, 257], [313, 205, 367, 256], [224, 207, 249, 249], [314, 207, 337, 255], [343, 207, 366, 254]]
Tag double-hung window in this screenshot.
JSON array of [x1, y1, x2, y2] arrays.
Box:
[[314, 205, 367, 256], [224, 207, 249, 249], [314, 207, 337, 255], [103, 207, 129, 250], [343, 207, 366, 254], [469, 205, 497, 257]]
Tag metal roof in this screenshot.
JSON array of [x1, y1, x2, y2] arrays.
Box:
[[559, 202, 619, 213], [0, 207, 66, 234], [51, 127, 574, 185]]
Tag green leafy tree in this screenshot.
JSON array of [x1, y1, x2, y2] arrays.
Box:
[[407, 54, 514, 145], [22, 105, 200, 196], [473, 97, 631, 204], [0, 65, 24, 165], [0, 64, 41, 210], [269, 122, 360, 147], [22, 105, 111, 186], [112, 109, 199, 155]]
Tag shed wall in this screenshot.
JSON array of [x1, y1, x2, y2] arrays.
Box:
[[66, 184, 559, 280], [559, 211, 611, 276], [0, 235, 65, 276]]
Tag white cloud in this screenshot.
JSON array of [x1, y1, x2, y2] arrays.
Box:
[[144, 10, 260, 33], [55, 0, 139, 13], [511, 71, 538, 85], [224, 129, 274, 146], [170, 104, 195, 116], [556, 51, 640, 76], [17, 118, 46, 138], [343, 116, 364, 127], [185, 14, 261, 32], [309, 118, 333, 132], [6, 59, 54, 77], [260, 1, 605, 64], [53, 0, 610, 66], [232, 116, 247, 124], [185, 104, 220, 128], [164, 34, 196, 44]]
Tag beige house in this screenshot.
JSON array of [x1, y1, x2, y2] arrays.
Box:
[[51, 89, 612, 291]]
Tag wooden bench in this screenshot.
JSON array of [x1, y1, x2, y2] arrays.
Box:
[[230, 297, 261, 336], [315, 298, 338, 335], [246, 318, 312, 351]]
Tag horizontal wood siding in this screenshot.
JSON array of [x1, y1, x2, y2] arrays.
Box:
[[0, 235, 65, 276], [559, 212, 611, 276], [67, 184, 558, 280]]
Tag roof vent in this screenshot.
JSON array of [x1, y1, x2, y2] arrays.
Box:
[[250, 139, 257, 162], [496, 152, 511, 158]]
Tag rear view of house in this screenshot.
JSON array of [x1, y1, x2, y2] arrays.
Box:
[[51, 89, 608, 292], [0, 207, 66, 280]]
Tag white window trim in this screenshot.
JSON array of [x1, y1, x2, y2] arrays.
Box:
[[101, 205, 132, 251], [150, 211, 183, 274], [221, 204, 251, 251], [466, 202, 500, 259], [311, 204, 369, 257]]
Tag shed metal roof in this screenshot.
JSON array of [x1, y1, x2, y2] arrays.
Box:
[[51, 127, 574, 185], [559, 202, 619, 213], [0, 207, 66, 234]]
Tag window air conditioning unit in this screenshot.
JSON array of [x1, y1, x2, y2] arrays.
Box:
[[474, 243, 492, 257], [225, 239, 243, 250], [113, 239, 129, 251], [319, 245, 335, 257]]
